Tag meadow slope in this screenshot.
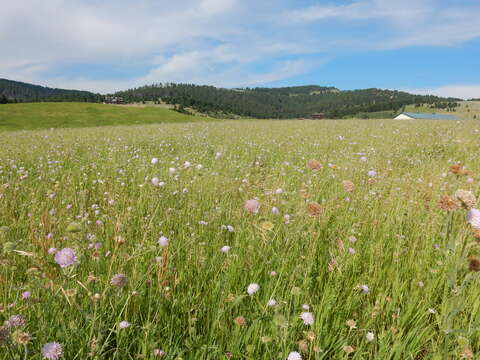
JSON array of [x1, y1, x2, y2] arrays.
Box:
[[1, 119, 480, 359], [0, 103, 210, 131]]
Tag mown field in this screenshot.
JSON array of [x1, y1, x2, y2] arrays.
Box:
[[1, 118, 480, 359], [0, 103, 211, 131]]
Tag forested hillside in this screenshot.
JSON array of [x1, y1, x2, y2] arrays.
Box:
[[114, 83, 460, 118], [0, 79, 102, 103]]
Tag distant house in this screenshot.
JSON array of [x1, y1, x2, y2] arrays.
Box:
[[394, 112, 459, 120], [104, 96, 124, 104], [311, 113, 325, 120]]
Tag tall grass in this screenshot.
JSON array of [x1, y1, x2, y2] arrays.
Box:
[[0, 119, 479, 359]]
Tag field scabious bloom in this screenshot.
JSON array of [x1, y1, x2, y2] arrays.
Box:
[[41, 342, 63, 359], [110, 274, 128, 287], [300, 312, 314, 325], [158, 236, 169, 247], [467, 209, 480, 229], [119, 321, 130, 329], [220, 245, 230, 253], [244, 199, 260, 214], [247, 283, 260, 295], [54, 248, 77, 268], [287, 351, 302, 360]]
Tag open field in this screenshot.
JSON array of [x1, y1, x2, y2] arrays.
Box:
[[1, 119, 480, 359], [0, 103, 212, 132]]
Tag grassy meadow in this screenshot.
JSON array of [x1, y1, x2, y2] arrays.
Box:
[[0, 103, 211, 132], [1, 117, 480, 359]]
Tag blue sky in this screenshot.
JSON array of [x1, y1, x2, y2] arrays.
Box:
[[1, 0, 480, 98]]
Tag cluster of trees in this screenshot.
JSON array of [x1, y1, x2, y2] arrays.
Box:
[[0, 79, 102, 104], [115, 83, 460, 119]]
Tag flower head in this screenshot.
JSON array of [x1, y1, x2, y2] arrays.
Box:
[[119, 321, 130, 329], [247, 283, 260, 295], [287, 351, 302, 360], [467, 209, 480, 229], [455, 189, 476, 209], [220, 246, 231, 253], [366, 331, 375, 342], [244, 199, 260, 214], [110, 274, 128, 288], [54, 248, 77, 268], [157, 236, 169, 247], [300, 312, 314, 325], [438, 195, 460, 212], [7, 315, 26, 328], [42, 342, 63, 359]]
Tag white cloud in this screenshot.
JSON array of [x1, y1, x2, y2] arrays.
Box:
[[406, 85, 480, 100]]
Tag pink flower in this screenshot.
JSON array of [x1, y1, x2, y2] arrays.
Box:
[[244, 199, 260, 214], [54, 248, 77, 268]]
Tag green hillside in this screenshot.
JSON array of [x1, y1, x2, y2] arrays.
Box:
[[0, 102, 211, 131], [0, 78, 102, 103]]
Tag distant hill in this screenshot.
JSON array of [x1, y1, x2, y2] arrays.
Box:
[[114, 83, 461, 119], [0, 79, 102, 103], [0, 102, 210, 131]]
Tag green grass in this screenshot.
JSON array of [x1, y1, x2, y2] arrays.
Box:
[[1, 119, 480, 359], [0, 102, 212, 131]]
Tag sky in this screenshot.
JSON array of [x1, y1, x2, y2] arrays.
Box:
[[1, 0, 480, 98]]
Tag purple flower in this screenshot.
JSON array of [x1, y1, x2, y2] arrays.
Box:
[[7, 315, 26, 328], [21, 291, 31, 300], [54, 248, 77, 268], [153, 349, 166, 357], [47, 248, 57, 255], [119, 321, 130, 329], [41, 342, 63, 359]]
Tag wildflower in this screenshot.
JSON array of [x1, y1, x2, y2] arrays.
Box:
[[151, 157, 158, 164], [271, 206, 280, 215], [306, 331, 316, 341], [153, 349, 166, 357], [13, 331, 30, 345], [275, 188, 284, 194], [346, 319, 357, 329], [110, 273, 128, 287], [220, 245, 231, 253], [455, 189, 476, 209], [7, 315, 26, 328], [21, 291, 31, 300], [215, 152, 222, 159], [41, 342, 63, 359], [359, 284, 370, 294], [348, 247, 356, 254], [468, 256, 480, 272], [467, 209, 480, 229], [367, 170, 377, 177], [158, 236, 169, 247], [168, 167, 176, 174], [366, 332, 375, 342], [234, 316, 247, 326], [342, 180, 355, 193], [247, 283, 260, 295], [54, 248, 77, 268], [348, 236, 357, 243], [343, 345, 355, 354], [284, 214, 291, 224], [300, 312, 314, 325], [47, 247, 57, 254], [307, 159, 321, 170], [438, 195, 460, 212], [119, 321, 130, 329], [183, 161, 191, 168], [449, 164, 469, 176], [270, 271, 277, 276], [302, 304, 310, 310], [151, 177, 164, 186], [244, 199, 260, 214], [287, 351, 302, 360], [267, 299, 277, 307], [428, 308, 436, 314], [307, 202, 321, 217]]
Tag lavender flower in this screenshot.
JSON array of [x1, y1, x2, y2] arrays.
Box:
[[41, 342, 63, 359], [54, 248, 77, 268], [287, 351, 302, 360], [247, 283, 260, 295], [119, 321, 130, 329], [300, 312, 314, 325]]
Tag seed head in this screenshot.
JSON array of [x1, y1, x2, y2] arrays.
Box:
[[110, 274, 128, 288], [438, 195, 460, 212]]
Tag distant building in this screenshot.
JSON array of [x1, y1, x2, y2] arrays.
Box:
[[104, 96, 124, 104], [394, 112, 459, 120], [311, 113, 325, 120]]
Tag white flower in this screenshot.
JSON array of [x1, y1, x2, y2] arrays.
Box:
[[168, 167, 176, 174], [220, 246, 230, 253], [247, 283, 260, 295], [158, 236, 169, 247], [151, 177, 160, 186], [151, 158, 158, 164], [287, 351, 302, 360], [270, 271, 277, 276], [428, 308, 436, 314], [267, 298, 277, 307], [275, 188, 284, 194], [302, 304, 310, 310], [196, 164, 203, 170], [183, 161, 191, 168], [366, 331, 375, 342], [300, 312, 314, 325], [119, 321, 130, 329], [271, 207, 280, 215], [466, 208, 480, 229], [215, 152, 222, 159], [360, 284, 370, 294], [367, 170, 377, 177]]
